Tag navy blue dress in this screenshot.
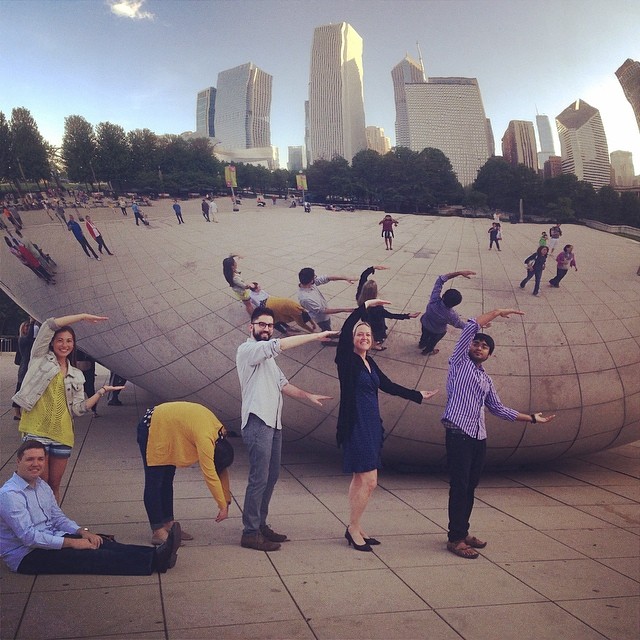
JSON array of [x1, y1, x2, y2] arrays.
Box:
[[342, 366, 384, 473]]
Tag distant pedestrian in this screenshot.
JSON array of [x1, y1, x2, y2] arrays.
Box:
[[488, 223, 501, 251], [548, 223, 562, 254], [208, 198, 219, 222], [85, 215, 113, 256], [201, 199, 210, 222], [172, 200, 184, 224], [118, 197, 128, 216], [131, 202, 145, 226], [67, 215, 100, 260], [538, 232, 548, 247], [548, 244, 577, 288], [520, 246, 548, 296], [378, 215, 398, 250], [54, 203, 67, 226]]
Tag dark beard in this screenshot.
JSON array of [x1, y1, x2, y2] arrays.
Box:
[[252, 329, 271, 342]]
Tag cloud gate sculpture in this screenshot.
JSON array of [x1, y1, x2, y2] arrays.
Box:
[[2, 200, 639, 467]]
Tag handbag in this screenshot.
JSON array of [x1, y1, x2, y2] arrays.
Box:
[[214, 428, 234, 473]]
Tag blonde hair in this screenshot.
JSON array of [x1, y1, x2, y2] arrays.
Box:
[[353, 321, 372, 336], [357, 280, 378, 306]]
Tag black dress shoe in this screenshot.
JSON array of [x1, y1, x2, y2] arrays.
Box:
[[345, 528, 372, 552], [155, 521, 182, 572], [364, 537, 381, 546]]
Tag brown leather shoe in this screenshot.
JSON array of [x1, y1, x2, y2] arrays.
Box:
[[259, 524, 288, 543], [240, 532, 281, 551]]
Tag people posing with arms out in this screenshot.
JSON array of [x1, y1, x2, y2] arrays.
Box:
[[12, 314, 124, 502], [236, 307, 335, 551], [249, 285, 317, 335], [297, 267, 357, 332], [442, 309, 555, 559], [520, 246, 548, 296], [548, 223, 562, 254], [418, 270, 476, 356], [488, 222, 501, 250], [378, 214, 399, 250], [336, 300, 438, 552], [223, 254, 257, 315], [136, 402, 233, 546], [356, 266, 419, 351], [84, 215, 113, 256], [0, 440, 181, 575], [548, 244, 577, 288]]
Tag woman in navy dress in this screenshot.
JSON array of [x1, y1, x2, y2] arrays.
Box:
[[335, 300, 438, 551]]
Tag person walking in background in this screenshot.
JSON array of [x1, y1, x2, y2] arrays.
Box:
[[84, 215, 113, 256], [118, 197, 128, 215], [201, 199, 210, 222], [418, 270, 475, 356], [236, 307, 335, 551], [538, 231, 548, 247], [356, 266, 419, 351], [12, 314, 124, 502], [488, 222, 501, 251], [172, 200, 184, 224], [131, 201, 145, 226], [548, 223, 562, 254], [54, 202, 67, 226], [442, 308, 555, 559], [379, 214, 399, 250], [520, 246, 548, 296], [549, 244, 577, 288], [67, 215, 100, 260], [12, 319, 39, 420], [336, 300, 438, 552], [75, 350, 99, 418], [208, 197, 219, 222]]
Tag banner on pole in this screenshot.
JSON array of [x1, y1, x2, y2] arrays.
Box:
[[296, 174, 307, 191], [225, 166, 237, 188]]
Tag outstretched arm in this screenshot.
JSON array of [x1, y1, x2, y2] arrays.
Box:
[[282, 383, 332, 407], [279, 330, 338, 351], [444, 270, 476, 280], [54, 313, 108, 327], [514, 412, 556, 424], [327, 275, 358, 284], [475, 308, 524, 328]]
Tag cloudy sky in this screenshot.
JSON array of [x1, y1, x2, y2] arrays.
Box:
[[2, 0, 639, 170]]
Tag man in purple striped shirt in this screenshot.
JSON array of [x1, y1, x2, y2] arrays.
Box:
[[442, 308, 555, 559]]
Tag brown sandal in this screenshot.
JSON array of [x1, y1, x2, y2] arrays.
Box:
[[464, 535, 487, 549], [447, 541, 479, 559]]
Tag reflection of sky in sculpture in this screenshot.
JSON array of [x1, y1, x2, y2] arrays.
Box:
[[2, 199, 639, 466]]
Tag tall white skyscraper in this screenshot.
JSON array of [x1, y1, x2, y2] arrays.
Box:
[[391, 55, 426, 148], [308, 22, 367, 164], [610, 150, 635, 187], [404, 77, 491, 186], [502, 120, 538, 171], [536, 114, 556, 168], [365, 126, 391, 155], [214, 62, 272, 149], [556, 99, 610, 190], [196, 87, 216, 137]]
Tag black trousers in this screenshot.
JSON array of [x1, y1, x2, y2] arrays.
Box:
[[549, 268, 568, 287], [17, 538, 156, 575], [76, 237, 99, 259], [419, 327, 446, 352], [446, 429, 486, 543]]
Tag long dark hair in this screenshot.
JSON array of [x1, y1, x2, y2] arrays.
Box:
[[49, 325, 77, 366], [222, 256, 236, 287]]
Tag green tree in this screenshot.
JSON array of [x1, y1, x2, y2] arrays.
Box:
[[619, 192, 640, 227], [94, 122, 130, 190], [62, 115, 96, 185], [473, 157, 520, 211], [9, 107, 49, 185], [464, 188, 488, 212], [351, 149, 384, 205], [0, 112, 12, 184], [128, 128, 159, 184]]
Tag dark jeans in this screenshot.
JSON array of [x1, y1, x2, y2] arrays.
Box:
[[137, 417, 176, 530], [76, 236, 99, 259], [549, 268, 568, 287], [489, 237, 500, 250], [95, 235, 113, 255], [520, 269, 542, 294], [446, 429, 486, 543], [419, 327, 446, 352], [18, 538, 155, 575]]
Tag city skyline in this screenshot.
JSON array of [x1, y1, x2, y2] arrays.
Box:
[[2, 0, 639, 173]]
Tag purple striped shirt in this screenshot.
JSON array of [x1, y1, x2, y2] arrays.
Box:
[[441, 318, 518, 439]]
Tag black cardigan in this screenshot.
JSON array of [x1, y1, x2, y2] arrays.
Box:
[[335, 305, 423, 446]]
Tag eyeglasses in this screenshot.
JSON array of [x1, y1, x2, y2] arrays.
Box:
[[252, 322, 274, 330]]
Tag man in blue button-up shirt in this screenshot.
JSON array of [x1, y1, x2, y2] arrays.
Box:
[[0, 440, 179, 574]]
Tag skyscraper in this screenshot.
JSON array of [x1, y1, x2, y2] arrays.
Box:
[[501, 120, 538, 171], [391, 54, 426, 148], [615, 58, 640, 133], [365, 126, 391, 155], [308, 22, 367, 164], [404, 77, 491, 186], [610, 150, 635, 187], [196, 87, 216, 137], [287, 146, 306, 171], [536, 114, 556, 168], [556, 99, 610, 190], [214, 62, 272, 149]]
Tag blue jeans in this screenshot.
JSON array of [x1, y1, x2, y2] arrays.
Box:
[[446, 429, 486, 543], [241, 414, 281, 535], [137, 418, 176, 531], [520, 269, 543, 295]]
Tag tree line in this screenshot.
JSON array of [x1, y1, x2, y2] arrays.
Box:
[[1, 107, 637, 226]]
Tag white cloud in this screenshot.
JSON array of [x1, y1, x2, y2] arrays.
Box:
[[109, 0, 154, 20]]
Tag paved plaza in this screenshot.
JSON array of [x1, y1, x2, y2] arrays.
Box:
[[1, 199, 639, 639]]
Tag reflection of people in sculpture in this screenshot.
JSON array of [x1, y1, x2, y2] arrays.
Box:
[[0, 440, 181, 575], [13, 314, 124, 502], [223, 254, 256, 315], [85, 215, 114, 256], [336, 301, 438, 552], [519, 246, 548, 296], [249, 285, 317, 334], [356, 266, 419, 350], [12, 319, 39, 420], [67, 215, 100, 260], [442, 308, 555, 559], [548, 244, 577, 288], [136, 402, 233, 546]]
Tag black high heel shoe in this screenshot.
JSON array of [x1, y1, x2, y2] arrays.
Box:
[[345, 527, 372, 552], [364, 537, 381, 546]]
